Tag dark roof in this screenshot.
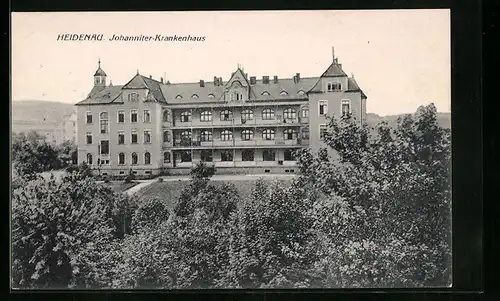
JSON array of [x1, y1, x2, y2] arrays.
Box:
[[75, 85, 124, 106], [347, 77, 367, 98], [122, 74, 166, 103], [93, 67, 107, 77], [321, 62, 347, 77]]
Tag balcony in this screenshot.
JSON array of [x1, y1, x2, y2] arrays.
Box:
[[171, 117, 302, 129], [170, 138, 308, 149]]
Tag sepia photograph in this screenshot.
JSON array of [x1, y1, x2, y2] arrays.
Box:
[[11, 10, 451, 289]]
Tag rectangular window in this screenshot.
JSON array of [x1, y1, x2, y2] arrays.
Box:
[[319, 101, 328, 116], [180, 151, 192, 163], [144, 130, 151, 144], [86, 132, 92, 144], [100, 120, 109, 134], [341, 100, 351, 116], [263, 149, 276, 161], [118, 132, 125, 144], [284, 149, 294, 161], [100, 140, 109, 155], [144, 110, 151, 123], [319, 124, 328, 140], [220, 150, 233, 162], [201, 150, 213, 162], [131, 130, 138, 144], [86, 112, 93, 124], [118, 110, 125, 123], [131, 110, 138, 123], [242, 149, 254, 161]]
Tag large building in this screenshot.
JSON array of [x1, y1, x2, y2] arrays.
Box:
[[75, 50, 367, 176], [55, 112, 77, 144]]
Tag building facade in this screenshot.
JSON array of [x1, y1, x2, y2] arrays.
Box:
[[75, 51, 367, 176], [55, 112, 77, 144]]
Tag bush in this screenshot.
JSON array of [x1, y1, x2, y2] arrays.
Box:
[[124, 169, 136, 184]]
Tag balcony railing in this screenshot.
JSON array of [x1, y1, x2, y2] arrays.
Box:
[[171, 138, 308, 148], [171, 117, 302, 128]]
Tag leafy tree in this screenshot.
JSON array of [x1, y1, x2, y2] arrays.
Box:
[[131, 198, 170, 234]]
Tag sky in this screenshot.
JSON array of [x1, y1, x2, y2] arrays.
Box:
[[11, 10, 450, 116]]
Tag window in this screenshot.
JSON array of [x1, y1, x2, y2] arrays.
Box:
[[191, 94, 199, 99], [284, 128, 297, 140], [131, 153, 138, 165], [86, 132, 92, 144], [208, 94, 215, 99], [180, 111, 191, 122], [131, 130, 138, 144], [220, 130, 233, 141], [341, 99, 351, 116], [220, 110, 233, 121], [283, 108, 297, 119], [262, 91, 270, 96], [319, 101, 328, 116], [220, 150, 233, 161], [297, 90, 306, 96], [164, 152, 171, 163], [201, 150, 213, 162], [100, 140, 109, 155], [163, 110, 170, 122], [262, 129, 275, 140], [175, 95, 183, 99], [241, 129, 254, 140], [117, 110, 125, 123], [262, 108, 275, 120], [241, 109, 254, 121], [200, 111, 212, 122], [144, 152, 151, 165], [128, 93, 139, 101], [319, 124, 328, 140], [301, 107, 309, 118], [301, 127, 310, 139], [118, 131, 125, 144], [242, 149, 254, 161], [163, 131, 170, 143], [131, 110, 138, 123], [280, 91, 288, 96], [99, 112, 109, 134], [263, 149, 276, 161], [180, 131, 192, 143], [180, 151, 192, 162], [284, 149, 294, 161], [86, 112, 93, 124], [86, 153, 93, 164], [327, 82, 342, 92], [118, 152, 125, 165], [200, 130, 212, 142], [143, 110, 151, 123], [144, 130, 151, 144]]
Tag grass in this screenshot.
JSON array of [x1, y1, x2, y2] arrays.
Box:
[[107, 181, 139, 193]]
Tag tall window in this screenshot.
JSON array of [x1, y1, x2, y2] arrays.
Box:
[[131, 110, 138, 123], [180, 111, 191, 122], [201, 150, 213, 162], [164, 152, 171, 163], [180, 131, 192, 142], [262, 129, 275, 140], [220, 130, 233, 141], [143, 110, 151, 123], [86, 132, 92, 144], [242, 149, 254, 161], [100, 112, 109, 134], [341, 100, 351, 116], [100, 140, 109, 155], [263, 149, 276, 161], [86, 153, 93, 164], [301, 107, 309, 118], [283, 108, 297, 119], [200, 130, 212, 142], [86, 112, 93, 124], [163, 131, 170, 143], [241, 109, 254, 121], [220, 150, 233, 161], [284, 149, 294, 161], [241, 129, 254, 140], [220, 110, 232, 121], [319, 101, 328, 116], [327, 82, 342, 92], [131, 130, 138, 144], [200, 111, 212, 122], [118, 110, 125, 123], [144, 152, 151, 165], [319, 124, 328, 140], [262, 108, 275, 120], [283, 128, 297, 140], [301, 127, 310, 139], [128, 93, 139, 101], [118, 153, 125, 165], [180, 151, 192, 162], [118, 131, 125, 144], [163, 110, 170, 122], [131, 153, 138, 165], [144, 130, 151, 144]]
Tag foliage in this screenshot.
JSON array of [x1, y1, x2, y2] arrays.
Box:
[[124, 169, 136, 184], [131, 198, 170, 234]]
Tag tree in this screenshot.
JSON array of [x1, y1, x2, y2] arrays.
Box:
[[131, 198, 170, 234]]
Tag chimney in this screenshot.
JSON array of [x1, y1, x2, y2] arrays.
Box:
[[160, 77, 164, 84], [263, 76, 269, 84], [149, 75, 152, 79], [245, 73, 248, 79], [166, 81, 171, 85], [338, 64, 342, 69], [214, 76, 218, 86], [218, 77, 223, 86], [200, 80, 205, 87], [250, 76, 256, 85], [273, 75, 278, 84], [294, 73, 300, 83]]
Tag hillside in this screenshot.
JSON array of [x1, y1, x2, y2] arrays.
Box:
[[366, 112, 451, 129]]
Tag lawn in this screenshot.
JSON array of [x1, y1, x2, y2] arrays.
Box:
[[107, 181, 140, 193], [136, 178, 293, 209]]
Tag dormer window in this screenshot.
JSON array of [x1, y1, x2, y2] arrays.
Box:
[[128, 93, 139, 102], [327, 82, 342, 92], [191, 94, 199, 99], [175, 95, 183, 99], [262, 91, 270, 96], [208, 94, 215, 99], [297, 90, 306, 96], [280, 91, 288, 96]]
